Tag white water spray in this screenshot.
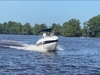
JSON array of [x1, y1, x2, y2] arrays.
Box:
[[10, 44, 65, 52], [56, 45, 64, 51], [10, 44, 47, 52]]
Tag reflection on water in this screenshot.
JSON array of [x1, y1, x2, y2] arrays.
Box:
[[0, 35, 100, 75]]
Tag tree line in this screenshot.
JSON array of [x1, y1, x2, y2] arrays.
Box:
[[0, 14, 100, 37]]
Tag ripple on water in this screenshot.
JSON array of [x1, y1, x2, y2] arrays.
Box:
[[0, 36, 100, 75]]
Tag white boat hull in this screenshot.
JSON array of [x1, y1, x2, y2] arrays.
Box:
[[43, 42, 57, 51], [36, 36, 58, 51]]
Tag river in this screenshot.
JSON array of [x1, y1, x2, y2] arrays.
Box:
[[0, 34, 100, 75]]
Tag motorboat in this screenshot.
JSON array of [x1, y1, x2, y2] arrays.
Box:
[[36, 28, 58, 51]]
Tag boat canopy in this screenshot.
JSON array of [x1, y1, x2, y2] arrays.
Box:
[[38, 28, 53, 34], [40, 28, 53, 32], [37, 28, 53, 35]]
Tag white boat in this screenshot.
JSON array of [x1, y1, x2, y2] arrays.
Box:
[[36, 29, 58, 51]]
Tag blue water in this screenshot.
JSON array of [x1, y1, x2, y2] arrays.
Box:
[[0, 34, 100, 75]]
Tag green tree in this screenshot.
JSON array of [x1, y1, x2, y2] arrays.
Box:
[[32, 23, 47, 35], [86, 15, 100, 37], [21, 23, 32, 35], [0, 23, 3, 34], [2, 22, 8, 34], [82, 21, 89, 37], [50, 23, 62, 35], [40, 23, 48, 30], [4, 21, 22, 34], [16, 22, 23, 34], [62, 19, 81, 37], [32, 23, 40, 35]]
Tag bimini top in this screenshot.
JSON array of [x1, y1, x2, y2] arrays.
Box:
[[41, 28, 53, 32], [38, 28, 53, 34]]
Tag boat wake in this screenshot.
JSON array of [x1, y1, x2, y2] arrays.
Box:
[[0, 40, 23, 48], [0, 40, 64, 52], [0, 40, 47, 52], [10, 44, 47, 52]]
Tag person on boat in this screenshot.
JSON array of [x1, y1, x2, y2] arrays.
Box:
[[50, 31, 54, 37], [43, 31, 47, 38]]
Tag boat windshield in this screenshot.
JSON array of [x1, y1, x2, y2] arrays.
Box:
[[38, 28, 55, 38], [42, 31, 55, 38]]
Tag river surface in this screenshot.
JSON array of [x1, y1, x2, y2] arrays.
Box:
[[0, 34, 100, 75]]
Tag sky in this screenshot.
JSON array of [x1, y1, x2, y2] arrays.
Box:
[[0, 1, 100, 27]]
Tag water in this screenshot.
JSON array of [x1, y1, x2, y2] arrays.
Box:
[[0, 34, 100, 75]]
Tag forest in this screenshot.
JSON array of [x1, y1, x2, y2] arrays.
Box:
[[0, 14, 100, 37]]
